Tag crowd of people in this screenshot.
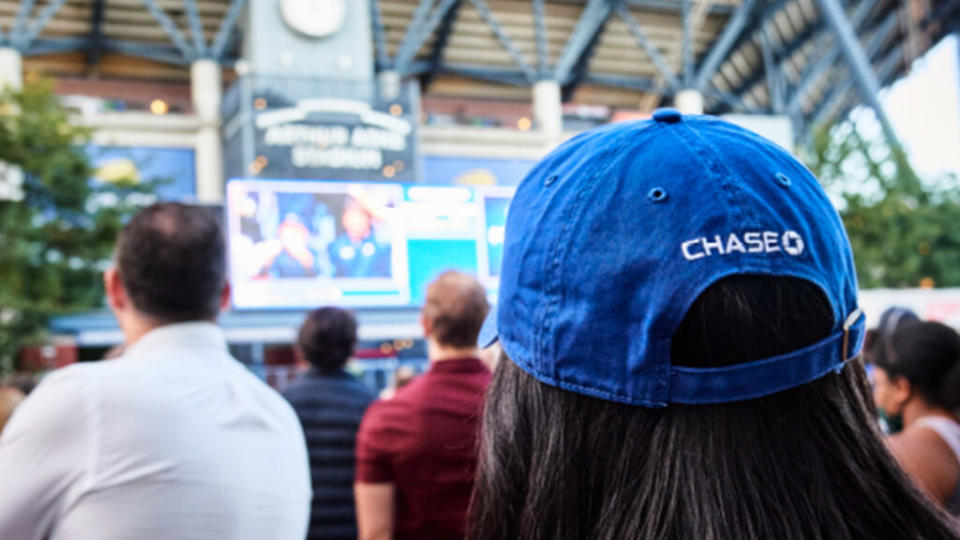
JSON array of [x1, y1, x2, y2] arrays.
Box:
[[0, 112, 958, 539]]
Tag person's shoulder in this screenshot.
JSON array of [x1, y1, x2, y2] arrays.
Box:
[[235, 365, 299, 410], [891, 423, 953, 458], [279, 374, 313, 401], [386, 373, 432, 404], [32, 362, 108, 398], [363, 376, 430, 426], [2, 365, 91, 439], [343, 375, 376, 400], [362, 384, 418, 425], [471, 362, 494, 386], [889, 422, 960, 498], [60, 351, 164, 385], [283, 372, 374, 404]]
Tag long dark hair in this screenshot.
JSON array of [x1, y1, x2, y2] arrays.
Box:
[[468, 276, 959, 540], [874, 320, 960, 410]]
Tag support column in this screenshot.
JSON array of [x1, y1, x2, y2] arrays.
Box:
[[192, 59, 224, 203], [675, 89, 704, 115], [0, 48, 23, 90], [533, 79, 562, 137]]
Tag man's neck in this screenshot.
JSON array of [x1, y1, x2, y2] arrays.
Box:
[[118, 314, 215, 350], [119, 318, 165, 349], [427, 341, 479, 363]]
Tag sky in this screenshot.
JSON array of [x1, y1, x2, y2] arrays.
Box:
[[856, 34, 960, 179]]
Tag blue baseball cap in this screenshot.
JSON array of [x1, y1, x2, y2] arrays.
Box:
[[479, 109, 865, 407]]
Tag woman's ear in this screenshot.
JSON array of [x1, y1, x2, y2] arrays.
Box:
[[889, 375, 913, 412]]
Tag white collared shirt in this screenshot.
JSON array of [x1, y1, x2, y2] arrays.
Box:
[[0, 322, 311, 540]]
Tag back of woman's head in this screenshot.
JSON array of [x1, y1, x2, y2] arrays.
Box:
[[862, 306, 919, 365], [876, 320, 960, 410], [469, 275, 959, 540]]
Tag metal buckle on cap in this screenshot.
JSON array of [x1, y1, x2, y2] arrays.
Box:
[[841, 308, 864, 361]]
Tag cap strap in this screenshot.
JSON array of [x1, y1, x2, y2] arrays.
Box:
[[669, 312, 866, 404], [842, 308, 863, 362]]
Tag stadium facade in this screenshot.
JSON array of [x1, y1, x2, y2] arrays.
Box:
[[1, 0, 954, 382]]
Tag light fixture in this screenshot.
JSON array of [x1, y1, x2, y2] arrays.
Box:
[[150, 99, 169, 115]]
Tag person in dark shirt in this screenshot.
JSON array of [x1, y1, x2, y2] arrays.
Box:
[[283, 307, 374, 540], [355, 271, 491, 540]]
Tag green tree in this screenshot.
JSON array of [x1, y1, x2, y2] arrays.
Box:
[[0, 79, 153, 375], [806, 120, 960, 289]]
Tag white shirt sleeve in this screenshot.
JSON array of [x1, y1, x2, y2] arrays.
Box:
[[0, 368, 91, 540]]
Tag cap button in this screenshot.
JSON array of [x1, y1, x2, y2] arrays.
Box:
[[652, 108, 682, 124]]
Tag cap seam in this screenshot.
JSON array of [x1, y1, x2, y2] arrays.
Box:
[[665, 122, 743, 226], [539, 126, 647, 381]]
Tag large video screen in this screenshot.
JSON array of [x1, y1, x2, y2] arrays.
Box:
[[227, 180, 514, 309]]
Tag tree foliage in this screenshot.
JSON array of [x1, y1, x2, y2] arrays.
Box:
[[806, 120, 960, 289], [0, 79, 153, 374]]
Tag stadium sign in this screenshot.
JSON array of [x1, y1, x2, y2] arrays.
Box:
[[252, 99, 417, 182]]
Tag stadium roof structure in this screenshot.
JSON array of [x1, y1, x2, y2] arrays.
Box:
[[0, 0, 957, 142]]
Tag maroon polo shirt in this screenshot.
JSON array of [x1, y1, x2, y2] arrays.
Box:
[[355, 357, 491, 540]]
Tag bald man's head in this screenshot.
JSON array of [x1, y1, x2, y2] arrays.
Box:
[[423, 271, 490, 348], [0, 386, 25, 435]]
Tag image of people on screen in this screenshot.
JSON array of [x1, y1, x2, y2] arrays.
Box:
[[328, 197, 392, 278], [231, 185, 396, 281]]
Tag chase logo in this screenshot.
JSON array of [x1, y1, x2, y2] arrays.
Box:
[[682, 230, 805, 261]]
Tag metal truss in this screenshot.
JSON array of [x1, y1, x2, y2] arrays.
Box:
[[812, 0, 898, 144], [86, 0, 105, 67], [138, 0, 195, 60], [0, 0, 943, 147], [758, 26, 784, 113], [469, 0, 537, 83], [786, 0, 878, 114], [681, 0, 693, 86], [714, 1, 821, 108], [138, 0, 248, 62], [615, 1, 681, 92], [0, 0, 70, 51], [553, 0, 614, 85], [694, 0, 758, 90], [1, 0, 247, 65], [711, 0, 891, 123], [533, 0, 549, 78], [421, 0, 462, 90], [382, 0, 917, 144], [811, 44, 901, 130], [395, 0, 461, 75], [371, 0, 393, 70], [808, 0, 960, 130]]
